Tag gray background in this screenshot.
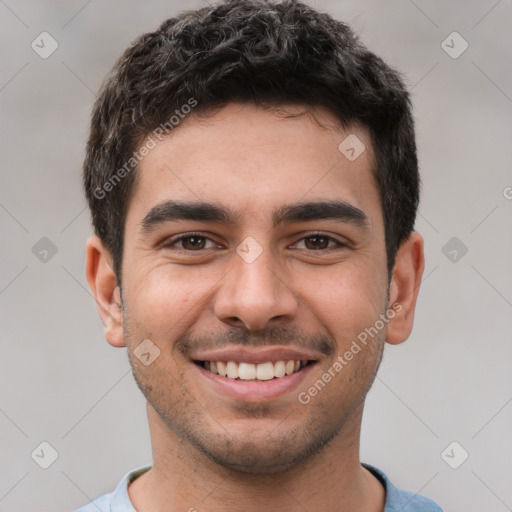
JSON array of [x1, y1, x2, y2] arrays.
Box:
[[1, 0, 511, 510]]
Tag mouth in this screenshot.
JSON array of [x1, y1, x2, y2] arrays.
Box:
[[192, 356, 319, 401], [194, 359, 315, 381]]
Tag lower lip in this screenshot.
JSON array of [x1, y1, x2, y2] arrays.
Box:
[[195, 362, 317, 401]]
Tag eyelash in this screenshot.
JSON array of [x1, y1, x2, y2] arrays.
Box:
[[162, 232, 347, 253]]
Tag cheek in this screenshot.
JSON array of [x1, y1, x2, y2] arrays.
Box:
[[126, 265, 217, 337], [302, 263, 386, 345]]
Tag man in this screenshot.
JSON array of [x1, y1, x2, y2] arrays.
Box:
[[76, 0, 442, 510]]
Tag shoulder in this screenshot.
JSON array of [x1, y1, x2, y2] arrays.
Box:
[[363, 463, 443, 512], [72, 492, 112, 512], [71, 464, 152, 512], [387, 486, 444, 512]]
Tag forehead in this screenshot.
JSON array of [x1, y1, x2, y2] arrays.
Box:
[[127, 102, 382, 230]]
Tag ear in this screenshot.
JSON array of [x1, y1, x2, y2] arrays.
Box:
[[386, 231, 425, 345], [85, 235, 126, 348]]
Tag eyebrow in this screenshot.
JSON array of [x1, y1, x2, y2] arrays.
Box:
[[140, 199, 369, 233]]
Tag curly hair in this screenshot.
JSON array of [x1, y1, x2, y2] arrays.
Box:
[[83, 0, 419, 285]]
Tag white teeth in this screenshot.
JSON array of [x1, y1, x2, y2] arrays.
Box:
[[202, 359, 307, 380], [285, 360, 295, 375], [216, 361, 227, 377], [226, 361, 239, 379], [238, 362, 256, 380], [256, 362, 275, 381], [274, 360, 286, 378]]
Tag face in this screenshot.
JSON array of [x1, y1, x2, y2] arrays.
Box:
[[115, 103, 394, 473]]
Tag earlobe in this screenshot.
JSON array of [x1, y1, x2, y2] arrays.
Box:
[[85, 235, 126, 348], [385, 231, 425, 345]]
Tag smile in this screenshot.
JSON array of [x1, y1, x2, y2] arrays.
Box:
[[198, 360, 313, 381]]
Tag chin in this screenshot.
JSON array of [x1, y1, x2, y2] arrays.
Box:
[[191, 424, 339, 476], [203, 447, 305, 475]]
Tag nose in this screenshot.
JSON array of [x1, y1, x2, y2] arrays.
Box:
[[213, 249, 299, 331]]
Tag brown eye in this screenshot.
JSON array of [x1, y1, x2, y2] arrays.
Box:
[[294, 233, 345, 251], [180, 236, 207, 250], [304, 235, 331, 250], [163, 233, 219, 252]]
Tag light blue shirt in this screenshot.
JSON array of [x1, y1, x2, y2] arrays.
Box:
[[73, 463, 443, 511]]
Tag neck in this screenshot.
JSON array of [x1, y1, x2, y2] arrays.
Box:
[[128, 402, 385, 512]]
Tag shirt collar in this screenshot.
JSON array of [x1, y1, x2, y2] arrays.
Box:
[[110, 462, 423, 512]]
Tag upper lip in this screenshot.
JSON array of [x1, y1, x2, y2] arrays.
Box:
[[191, 346, 321, 365]]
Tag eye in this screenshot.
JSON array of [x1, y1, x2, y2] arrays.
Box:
[[292, 233, 347, 251], [162, 233, 220, 251], [161, 232, 347, 253]]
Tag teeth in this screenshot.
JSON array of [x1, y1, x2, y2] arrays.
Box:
[[216, 361, 227, 377], [256, 362, 275, 381], [226, 361, 239, 379], [203, 360, 306, 380], [238, 362, 256, 380], [274, 360, 285, 378]]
